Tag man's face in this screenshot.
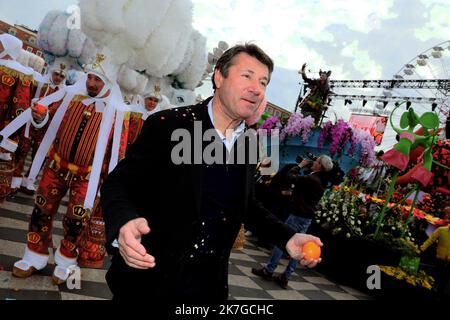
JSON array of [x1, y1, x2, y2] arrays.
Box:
[[214, 53, 269, 121], [51, 71, 65, 86], [144, 96, 158, 111], [320, 73, 328, 82], [86, 73, 106, 97]]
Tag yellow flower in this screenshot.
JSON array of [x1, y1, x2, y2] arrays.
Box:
[[379, 265, 435, 290]]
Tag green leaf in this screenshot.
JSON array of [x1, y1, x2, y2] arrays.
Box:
[[419, 112, 439, 129], [408, 109, 419, 128], [400, 112, 409, 129]]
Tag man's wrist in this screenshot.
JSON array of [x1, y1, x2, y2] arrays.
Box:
[[34, 116, 44, 123], [31, 110, 49, 128]]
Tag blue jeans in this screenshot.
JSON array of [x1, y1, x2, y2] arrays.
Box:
[[264, 215, 312, 279]]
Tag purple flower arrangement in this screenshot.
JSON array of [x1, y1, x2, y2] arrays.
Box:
[[259, 116, 282, 135], [259, 112, 376, 167], [350, 128, 376, 167], [318, 119, 376, 167], [318, 119, 354, 156], [280, 113, 315, 142]]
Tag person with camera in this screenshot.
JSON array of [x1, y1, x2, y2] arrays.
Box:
[[252, 154, 333, 289]]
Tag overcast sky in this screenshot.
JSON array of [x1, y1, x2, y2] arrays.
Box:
[[1, 1, 447, 85], [1, 0, 449, 148]]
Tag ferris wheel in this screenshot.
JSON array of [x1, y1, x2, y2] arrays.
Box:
[[324, 40, 450, 149], [380, 40, 450, 147]]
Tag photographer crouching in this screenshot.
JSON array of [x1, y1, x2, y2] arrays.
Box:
[[252, 154, 335, 289]]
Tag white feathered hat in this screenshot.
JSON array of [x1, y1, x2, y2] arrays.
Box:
[[83, 52, 120, 97], [143, 84, 162, 101], [49, 57, 72, 76]]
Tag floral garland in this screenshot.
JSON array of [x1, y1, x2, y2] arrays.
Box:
[[416, 192, 449, 220], [319, 184, 420, 243], [331, 184, 448, 236], [364, 194, 447, 226]]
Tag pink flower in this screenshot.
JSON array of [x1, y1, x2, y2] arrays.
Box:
[[351, 128, 376, 167], [319, 120, 376, 167], [282, 113, 315, 142], [318, 121, 333, 151], [329, 120, 351, 155], [259, 116, 282, 135], [260, 113, 376, 168]]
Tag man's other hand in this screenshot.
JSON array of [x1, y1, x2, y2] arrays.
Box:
[[299, 159, 312, 168], [31, 103, 46, 122], [118, 217, 156, 269]]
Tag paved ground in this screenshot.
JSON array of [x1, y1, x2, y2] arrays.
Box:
[[0, 190, 372, 300]]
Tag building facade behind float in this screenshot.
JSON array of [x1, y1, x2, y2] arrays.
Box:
[[0, 20, 44, 58]]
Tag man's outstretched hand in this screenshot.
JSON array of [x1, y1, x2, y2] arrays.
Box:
[[299, 63, 307, 74], [286, 233, 323, 268], [118, 217, 156, 269]]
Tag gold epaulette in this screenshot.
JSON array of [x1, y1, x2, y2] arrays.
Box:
[[123, 111, 131, 121], [0, 65, 34, 82], [130, 111, 144, 118], [71, 94, 90, 102]]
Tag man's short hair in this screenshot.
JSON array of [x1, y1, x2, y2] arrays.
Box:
[[211, 43, 274, 90], [319, 155, 333, 172]]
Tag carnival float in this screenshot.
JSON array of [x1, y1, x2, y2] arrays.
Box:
[[0, 0, 448, 301], [254, 42, 450, 299]]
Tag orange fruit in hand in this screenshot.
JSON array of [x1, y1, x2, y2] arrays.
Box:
[[302, 241, 321, 260], [34, 104, 47, 115]]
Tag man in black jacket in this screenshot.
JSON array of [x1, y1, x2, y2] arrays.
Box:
[[101, 43, 322, 301]]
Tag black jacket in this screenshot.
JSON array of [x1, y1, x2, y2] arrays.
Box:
[[101, 97, 296, 301], [287, 166, 326, 218]]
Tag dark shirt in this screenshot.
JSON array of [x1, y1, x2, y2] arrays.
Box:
[[189, 119, 246, 259]]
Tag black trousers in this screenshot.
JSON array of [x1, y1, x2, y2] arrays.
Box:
[[434, 259, 450, 298]]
